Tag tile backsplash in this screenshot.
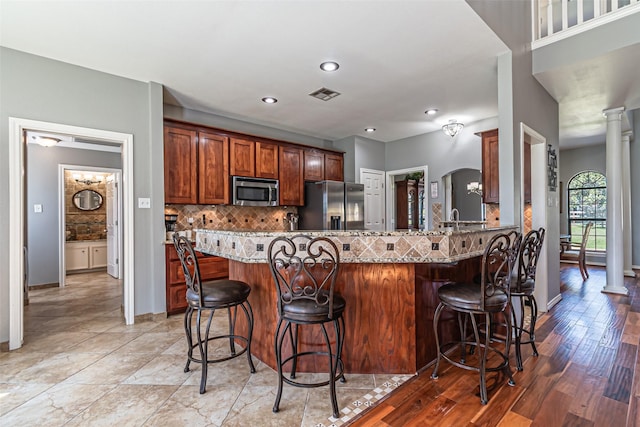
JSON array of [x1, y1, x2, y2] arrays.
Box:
[[165, 205, 298, 232]]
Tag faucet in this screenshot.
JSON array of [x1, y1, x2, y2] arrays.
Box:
[[450, 208, 460, 227]]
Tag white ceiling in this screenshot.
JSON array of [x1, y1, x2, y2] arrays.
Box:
[[1, 1, 635, 148], [0, 1, 508, 143]]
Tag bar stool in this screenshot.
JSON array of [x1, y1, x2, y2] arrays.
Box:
[[511, 227, 545, 371], [173, 234, 255, 394], [268, 235, 346, 418], [431, 231, 519, 404]]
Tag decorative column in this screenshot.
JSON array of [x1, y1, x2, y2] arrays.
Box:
[[622, 131, 635, 277], [602, 107, 628, 295]]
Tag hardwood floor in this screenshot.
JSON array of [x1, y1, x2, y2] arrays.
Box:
[[345, 264, 639, 427]]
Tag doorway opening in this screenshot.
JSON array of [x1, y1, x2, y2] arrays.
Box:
[[385, 165, 429, 231], [9, 118, 134, 350]]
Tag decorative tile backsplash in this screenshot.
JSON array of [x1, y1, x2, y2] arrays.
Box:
[[485, 204, 501, 228], [165, 204, 298, 232], [524, 203, 532, 234], [432, 202, 442, 228]]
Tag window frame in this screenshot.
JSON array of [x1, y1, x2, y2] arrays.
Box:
[[567, 171, 606, 252]]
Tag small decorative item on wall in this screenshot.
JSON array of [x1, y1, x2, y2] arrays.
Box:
[[547, 144, 558, 192], [430, 181, 438, 199]]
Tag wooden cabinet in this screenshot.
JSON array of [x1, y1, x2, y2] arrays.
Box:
[[279, 146, 304, 206], [523, 142, 531, 203], [66, 241, 107, 272], [230, 137, 255, 177], [396, 180, 418, 230], [255, 141, 279, 179], [165, 124, 230, 205], [199, 132, 229, 205], [304, 150, 325, 181], [481, 129, 500, 204], [325, 153, 344, 181], [304, 150, 344, 182], [165, 244, 229, 315], [164, 126, 198, 204]]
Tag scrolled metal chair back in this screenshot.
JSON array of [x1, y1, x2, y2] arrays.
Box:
[[267, 235, 340, 319], [515, 227, 546, 292], [173, 234, 204, 304], [480, 231, 520, 310]]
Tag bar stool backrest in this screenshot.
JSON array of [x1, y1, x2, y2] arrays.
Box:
[[173, 234, 204, 305], [268, 235, 340, 319], [480, 232, 520, 311], [515, 228, 546, 291]]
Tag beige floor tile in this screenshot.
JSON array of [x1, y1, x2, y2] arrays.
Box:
[[17, 331, 97, 353], [124, 354, 194, 386], [63, 353, 157, 385], [8, 352, 104, 384], [65, 384, 179, 427], [114, 332, 184, 354], [142, 384, 244, 427], [223, 385, 305, 427], [67, 332, 141, 353], [0, 382, 53, 416], [0, 383, 116, 425]]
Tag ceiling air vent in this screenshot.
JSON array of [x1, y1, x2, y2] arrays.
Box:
[[309, 87, 341, 101]]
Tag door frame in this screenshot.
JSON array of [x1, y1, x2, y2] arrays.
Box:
[[58, 165, 123, 287], [9, 117, 135, 350], [385, 165, 429, 231]]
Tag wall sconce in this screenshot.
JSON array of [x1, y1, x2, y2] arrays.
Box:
[[467, 181, 482, 196], [73, 173, 104, 185], [442, 119, 464, 138]]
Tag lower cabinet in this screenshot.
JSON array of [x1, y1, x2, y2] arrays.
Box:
[[65, 241, 108, 272], [165, 244, 229, 315]]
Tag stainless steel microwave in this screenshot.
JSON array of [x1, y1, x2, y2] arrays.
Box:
[[232, 176, 279, 206]]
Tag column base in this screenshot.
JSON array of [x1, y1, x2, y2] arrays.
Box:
[[624, 269, 636, 278], [602, 285, 629, 296]]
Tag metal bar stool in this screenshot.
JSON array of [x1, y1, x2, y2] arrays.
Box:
[[268, 235, 346, 418], [173, 234, 255, 394], [511, 227, 545, 371], [431, 231, 519, 404]]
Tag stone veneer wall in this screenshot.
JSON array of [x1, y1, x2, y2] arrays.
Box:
[[165, 205, 298, 232], [64, 171, 107, 241]]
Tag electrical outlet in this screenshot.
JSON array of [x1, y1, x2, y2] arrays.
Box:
[[138, 198, 151, 209], [187, 217, 194, 224], [33, 204, 43, 213]]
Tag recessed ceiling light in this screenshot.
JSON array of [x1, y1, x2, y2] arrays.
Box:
[[425, 109, 438, 115], [261, 97, 278, 104], [320, 61, 340, 72], [364, 128, 376, 133]]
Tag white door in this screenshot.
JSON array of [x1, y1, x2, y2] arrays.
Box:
[[360, 169, 385, 231], [106, 175, 120, 278]]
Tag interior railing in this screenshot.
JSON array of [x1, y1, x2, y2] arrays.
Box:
[[534, 0, 640, 44]]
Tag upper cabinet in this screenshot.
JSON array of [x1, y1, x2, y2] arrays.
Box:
[[230, 137, 255, 177], [279, 146, 304, 206], [164, 121, 343, 206], [481, 129, 499, 204], [165, 124, 230, 205], [164, 126, 198, 204], [304, 150, 344, 182], [255, 141, 279, 179]]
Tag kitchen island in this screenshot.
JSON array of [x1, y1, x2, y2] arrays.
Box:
[[195, 226, 516, 375]]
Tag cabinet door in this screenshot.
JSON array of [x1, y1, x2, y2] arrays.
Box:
[[66, 244, 89, 271], [304, 150, 325, 181], [230, 138, 255, 177], [481, 129, 500, 204], [164, 126, 197, 204], [279, 146, 304, 206], [90, 244, 108, 268], [199, 132, 230, 204], [324, 153, 344, 181], [255, 141, 279, 179]]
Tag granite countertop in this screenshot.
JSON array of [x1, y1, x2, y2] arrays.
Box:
[[195, 226, 517, 264]]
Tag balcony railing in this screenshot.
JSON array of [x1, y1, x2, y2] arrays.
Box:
[[533, 0, 640, 46]]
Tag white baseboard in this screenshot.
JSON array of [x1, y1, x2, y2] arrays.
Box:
[[547, 293, 562, 311]]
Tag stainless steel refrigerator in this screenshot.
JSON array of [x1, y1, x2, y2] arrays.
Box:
[[298, 181, 365, 230]]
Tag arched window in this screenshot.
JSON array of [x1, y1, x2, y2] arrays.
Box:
[[567, 171, 606, 251]]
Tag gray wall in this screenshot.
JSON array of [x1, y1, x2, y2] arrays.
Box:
[[0, 47, 165, 342], [451, 169, 483, 221], [385, 116, 498, 229], [26, 145, 122, 285], [354, 136, 386, 181], [468, 0, 561, 303]]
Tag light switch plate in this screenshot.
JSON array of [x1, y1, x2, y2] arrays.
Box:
[[138, 198, 151, 209], [34, 204, 43, 213]]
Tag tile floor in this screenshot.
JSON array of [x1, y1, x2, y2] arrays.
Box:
[[1, 272, 411, 426]]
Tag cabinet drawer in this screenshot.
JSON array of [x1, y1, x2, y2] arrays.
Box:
[[168, 256, 229, 285], [167, 284, 188, 314]]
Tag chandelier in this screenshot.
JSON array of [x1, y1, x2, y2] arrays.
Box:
[[442, 119, 464, 138], [467, 181, 482, 196]]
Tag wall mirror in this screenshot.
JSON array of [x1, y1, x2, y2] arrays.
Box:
[[442, 168, 484, 221], [73, 189, 103, 211]]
